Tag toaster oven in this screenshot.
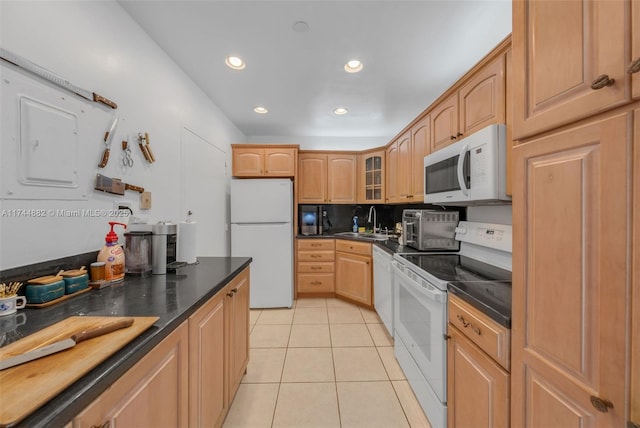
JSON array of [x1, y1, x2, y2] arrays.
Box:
[[402, 209, 459, 251]]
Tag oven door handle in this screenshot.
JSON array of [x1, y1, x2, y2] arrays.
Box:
[[392, 261, 444, 302]]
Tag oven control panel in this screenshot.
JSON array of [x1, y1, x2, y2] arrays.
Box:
[[454, 221, 512, 252]]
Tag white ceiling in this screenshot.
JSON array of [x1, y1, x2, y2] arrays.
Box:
[[119, 0, 512, 144]]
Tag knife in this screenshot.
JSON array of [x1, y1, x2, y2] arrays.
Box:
[[95, 174, 144, 195], [0, 48, 118, 109], [98, 116, 118, 168], [0, 318, 134, 371]]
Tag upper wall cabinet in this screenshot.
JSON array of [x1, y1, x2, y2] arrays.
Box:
[[358, 149, 385, 204], [298, 152, 357, 204], [232, 145, 297, 177], [431, 54, 506, 152], [512, 0, 630, 140]]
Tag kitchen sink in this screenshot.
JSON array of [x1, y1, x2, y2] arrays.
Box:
[[334, 231, 394, 241]]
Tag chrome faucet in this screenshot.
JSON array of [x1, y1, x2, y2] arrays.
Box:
[[367, 206, 377, 233]]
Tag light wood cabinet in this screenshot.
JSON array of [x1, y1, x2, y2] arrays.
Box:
[[459, 53, 506, 138], [298, 153, 357, 203], [511, 114, 630, 427], [297, 239, 335, 294], [73, 323, 189, 428], [358, 149, 385, 203], [396, 130, 411, 200], [447, 325, 510, 428], [335, 239, 372, 307], [226, 268, 250, 403], [631, 109, 640, 428], [385, 141, 399, 203], [633, 2, 640, 100], [232, 145, 297, 177], [511, 0, 629, 140], [189, 289, 226, 427], [410, 115, 430, 201], [431, 93, 460, 151]]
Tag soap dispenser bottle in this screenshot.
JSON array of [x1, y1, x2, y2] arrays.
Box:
[[97, 221, 127, 283], [352, 216, 359, 232]]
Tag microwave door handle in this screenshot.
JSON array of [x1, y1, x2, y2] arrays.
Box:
[[457, 143, 470, 196]]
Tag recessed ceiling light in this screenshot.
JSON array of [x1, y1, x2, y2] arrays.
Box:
[[292, 21, 310, 33], [333, 107, 348, 115], [344, 60, 363, 73], [254, 106, 268, 114], [225, 56, 245, 70]]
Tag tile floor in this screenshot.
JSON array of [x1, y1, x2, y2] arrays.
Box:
[[223, 297, 431, 428]]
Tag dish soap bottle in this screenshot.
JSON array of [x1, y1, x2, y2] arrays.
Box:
[[97, 221, 127, 283], [352, 216, 359, 232]]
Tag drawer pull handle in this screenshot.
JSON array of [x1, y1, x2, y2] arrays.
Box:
[[311, 266, 321, 270], [591, 74, 615, 90], [91, 422, 110, 428], [310, 281, 323, 286], [311, 255, 320, 258], [628, 58, 640, 74], [456, 315, 481, 335], [590, 396, 614, 413]]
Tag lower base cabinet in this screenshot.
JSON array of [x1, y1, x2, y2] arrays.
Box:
[[447, 326, 510, 428], [74, 267, 250, 428], [73, 323, 190, 427], [335, 240, 372, 306]]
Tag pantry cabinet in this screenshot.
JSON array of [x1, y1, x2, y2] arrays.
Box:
[[511, 0, 629, 140], [296, 239, 335, 294], [297, 152, 357, 203], [511, 114, 630, 427], [73, 323, 189, 428], [335, 239, 372, 307], [232, 145, 297, 177], [358, 149, 385, 203]]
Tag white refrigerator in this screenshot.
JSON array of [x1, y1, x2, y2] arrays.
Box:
[[230, 178, 293, 308]]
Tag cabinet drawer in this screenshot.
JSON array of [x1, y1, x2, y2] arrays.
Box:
[[298, 262, 335, 273], [448, 294, 510, 371], [298, 273, 335, 293], [297, 251, 335, 262], [297, 239, 335, 251], [335, 239, 372, 256]]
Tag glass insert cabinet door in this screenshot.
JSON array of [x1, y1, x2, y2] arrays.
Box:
[[364, 153, 384, 202]]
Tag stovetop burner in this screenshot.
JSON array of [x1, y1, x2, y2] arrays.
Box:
[[397, 253, 511, 283]]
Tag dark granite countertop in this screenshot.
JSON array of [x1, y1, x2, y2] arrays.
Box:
[[2, 256, 251, 428]]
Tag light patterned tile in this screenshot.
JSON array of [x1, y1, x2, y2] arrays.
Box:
[[250, 325, 291, 348], [295, 297, 327, 308], [272, 382, 340, 428], [326, 297, 355, 308], [242, 348, 286, 383], [367, 322, 393, 346], [293, 307, 328, 324], [330, 323, 374, 347], [377, 346, 406, 380], [360, 307, 383, 323], [337, 381, 409, 428], [222, 383, 279, 428], [328, 306, 365, 324], [250, 309, 263, 326], [281, 348, 335, 382], [256, 308, 295, 325], [332, 347, 388, 381], [392, 380, 432, 428], [288, 324, 331, 348]]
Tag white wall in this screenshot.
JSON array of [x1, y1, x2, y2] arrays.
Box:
[[0, 0, 245, 269], [247, 135, 389, 151]]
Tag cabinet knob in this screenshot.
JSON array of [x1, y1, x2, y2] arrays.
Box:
[[590, 74, 615, 90], [456, 132, 463, 138], [628, 58, 640, 74], [450, 135, 457, 140], [590, 396, 614, 413], [231, 288, 238, 294], [227, 292, 234, 297]]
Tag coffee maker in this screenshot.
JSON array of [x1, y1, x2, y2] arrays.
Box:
[[152, 221, 177, 275]]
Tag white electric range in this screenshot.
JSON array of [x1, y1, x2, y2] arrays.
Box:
[[392, 221, 512, 428]]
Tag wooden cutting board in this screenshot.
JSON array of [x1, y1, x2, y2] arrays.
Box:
[[0, 316, 158, 427]]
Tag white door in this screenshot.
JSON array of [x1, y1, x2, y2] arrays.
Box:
[[231, 222, 293, 308], [181, 126, 228, 256]]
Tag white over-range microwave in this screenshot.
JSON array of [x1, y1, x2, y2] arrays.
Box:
[[423, 124, 510, 205]]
